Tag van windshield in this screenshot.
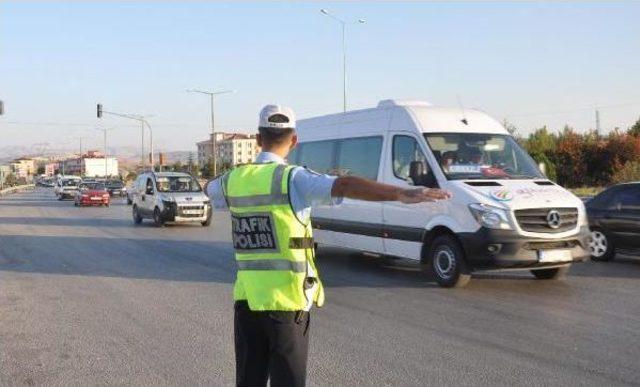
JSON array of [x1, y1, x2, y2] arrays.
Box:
[[155, 176, 202, 192], [424, 133, 543, 180]]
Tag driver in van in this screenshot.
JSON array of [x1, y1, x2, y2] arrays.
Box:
[[441, 151, 457, 172], [207, 104, 452, 387]]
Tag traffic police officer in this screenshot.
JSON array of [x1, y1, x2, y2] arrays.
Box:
[[207, 104, 451, 387]]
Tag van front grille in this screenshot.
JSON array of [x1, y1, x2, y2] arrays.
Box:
[[514, 207, 578, 233]]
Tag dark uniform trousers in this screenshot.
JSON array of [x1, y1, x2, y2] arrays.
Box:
[[234, 301, 311, 387]]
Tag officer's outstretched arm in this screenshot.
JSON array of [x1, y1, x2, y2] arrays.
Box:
[[331, 176, 452, 204]]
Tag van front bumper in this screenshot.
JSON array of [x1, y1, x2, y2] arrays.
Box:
[[458, 226, 591, 270], [160, 202, 211, 223]]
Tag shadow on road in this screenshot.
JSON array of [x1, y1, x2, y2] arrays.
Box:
[[0, 234, 236, 284], [2, 231, 638, 287], [0, 216, 131, 227]]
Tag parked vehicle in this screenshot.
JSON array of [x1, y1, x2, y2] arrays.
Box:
[[106, 180, 126, 197], [292, 99, 590, 287], [74, 182, 110, 207], [586, 182, 640, 261], [131, 172, 212, 227], [54, 175, 82, 200], [126, 178, 140, 205]]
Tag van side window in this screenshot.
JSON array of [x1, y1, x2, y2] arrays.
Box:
[[393, 135, 427, 181], [335, 136, 383, 180], [297, 140, 335, 174]]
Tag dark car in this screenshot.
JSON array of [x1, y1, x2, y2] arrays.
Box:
[[105, 180, 126, 197], [586, 182, 640, 261]]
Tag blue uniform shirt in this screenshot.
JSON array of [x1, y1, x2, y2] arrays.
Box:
[[207, 152, 342, 222]]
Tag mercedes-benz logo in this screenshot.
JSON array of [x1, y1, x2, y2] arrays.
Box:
[[546, 210, 561, 229]]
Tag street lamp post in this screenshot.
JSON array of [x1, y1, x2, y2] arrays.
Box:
[[320, 9, 365, 112], [95, 127, 114, 178], [186, 89, 235, 177]]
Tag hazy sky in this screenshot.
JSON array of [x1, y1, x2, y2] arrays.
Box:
[[1, 1, 639, 153]]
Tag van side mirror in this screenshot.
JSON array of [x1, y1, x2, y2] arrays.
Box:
[[145, 186, 154, 195], [409, 161, 439, 189]]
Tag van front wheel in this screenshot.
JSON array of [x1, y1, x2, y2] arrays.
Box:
[[428, 235, 471, 288]]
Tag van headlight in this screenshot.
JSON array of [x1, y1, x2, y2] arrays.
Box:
[[468, 203, 512, 230]]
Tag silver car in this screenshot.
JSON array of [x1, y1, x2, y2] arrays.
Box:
[[132, 172, 212, 227]]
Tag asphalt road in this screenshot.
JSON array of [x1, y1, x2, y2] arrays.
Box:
[[1, 188, 639, 386]]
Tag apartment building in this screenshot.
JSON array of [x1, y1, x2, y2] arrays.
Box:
[[10, 158, 36, 179], [197, 132, 260, 168]]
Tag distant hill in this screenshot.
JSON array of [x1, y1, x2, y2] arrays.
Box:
[[0, 145, 195, 166]]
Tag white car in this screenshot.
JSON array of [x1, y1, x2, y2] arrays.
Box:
[[292, 99, 590, 287], [54, 175, 82, 200], [131, 172, 212, 227]]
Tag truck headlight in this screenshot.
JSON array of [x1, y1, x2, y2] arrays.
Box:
[[468, 203, 512, 230]]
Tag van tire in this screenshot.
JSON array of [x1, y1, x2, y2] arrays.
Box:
[[132, 205, 143, 224], [153, 207, 165, 227], [531, 266, 569, 280], [428, 234, 471, 288]]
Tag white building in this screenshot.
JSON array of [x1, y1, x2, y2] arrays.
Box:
[[59, 151, 119, 177], [197, 132, 260, 168]]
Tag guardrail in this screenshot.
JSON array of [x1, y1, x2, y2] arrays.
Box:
[[0, 184, 36, 197]]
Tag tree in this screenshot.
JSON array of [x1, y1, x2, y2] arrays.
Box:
[[4, 173, 18, 187], [201, 157, 215, 178], [187, 152, 195, 173], [125, 171, 137, 183], [171, 161, 183, 172], [612, 161, 640, 184], [554, 125, 587, 187], [629, 117, 640, 137]]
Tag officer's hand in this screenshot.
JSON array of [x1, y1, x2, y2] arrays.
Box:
[[397, 188, 452, 204]]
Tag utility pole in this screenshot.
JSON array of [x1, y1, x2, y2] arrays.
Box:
[[186, 89, 235, 177], [595, 108, 601, 138], [320, 9, 365, 112], [95, 127, 113, 178]]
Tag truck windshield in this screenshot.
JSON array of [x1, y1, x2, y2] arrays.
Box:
[[155, 176, 202, 192], [424, 133, 543, 180]]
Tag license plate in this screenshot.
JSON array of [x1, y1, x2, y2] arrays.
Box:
[[91, 196, 102, 200], [182, 210, 202, 215], [538, 250, 572, 263]]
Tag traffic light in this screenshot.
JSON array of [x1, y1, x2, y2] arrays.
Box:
[[97, 103, 102, 118]]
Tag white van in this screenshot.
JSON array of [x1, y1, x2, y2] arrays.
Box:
[[132, 172, 212, 227], [292, 100, 590, 287], [54, 175, 82, 200]]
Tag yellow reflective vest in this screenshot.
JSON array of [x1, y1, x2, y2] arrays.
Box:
[[222, 162, 324, 311]]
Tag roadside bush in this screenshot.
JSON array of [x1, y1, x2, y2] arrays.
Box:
[[611, 161, 640, 184]]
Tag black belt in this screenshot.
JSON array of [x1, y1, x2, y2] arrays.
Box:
[[235, 301, 308, 323], [289, 237, 314, 249]]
